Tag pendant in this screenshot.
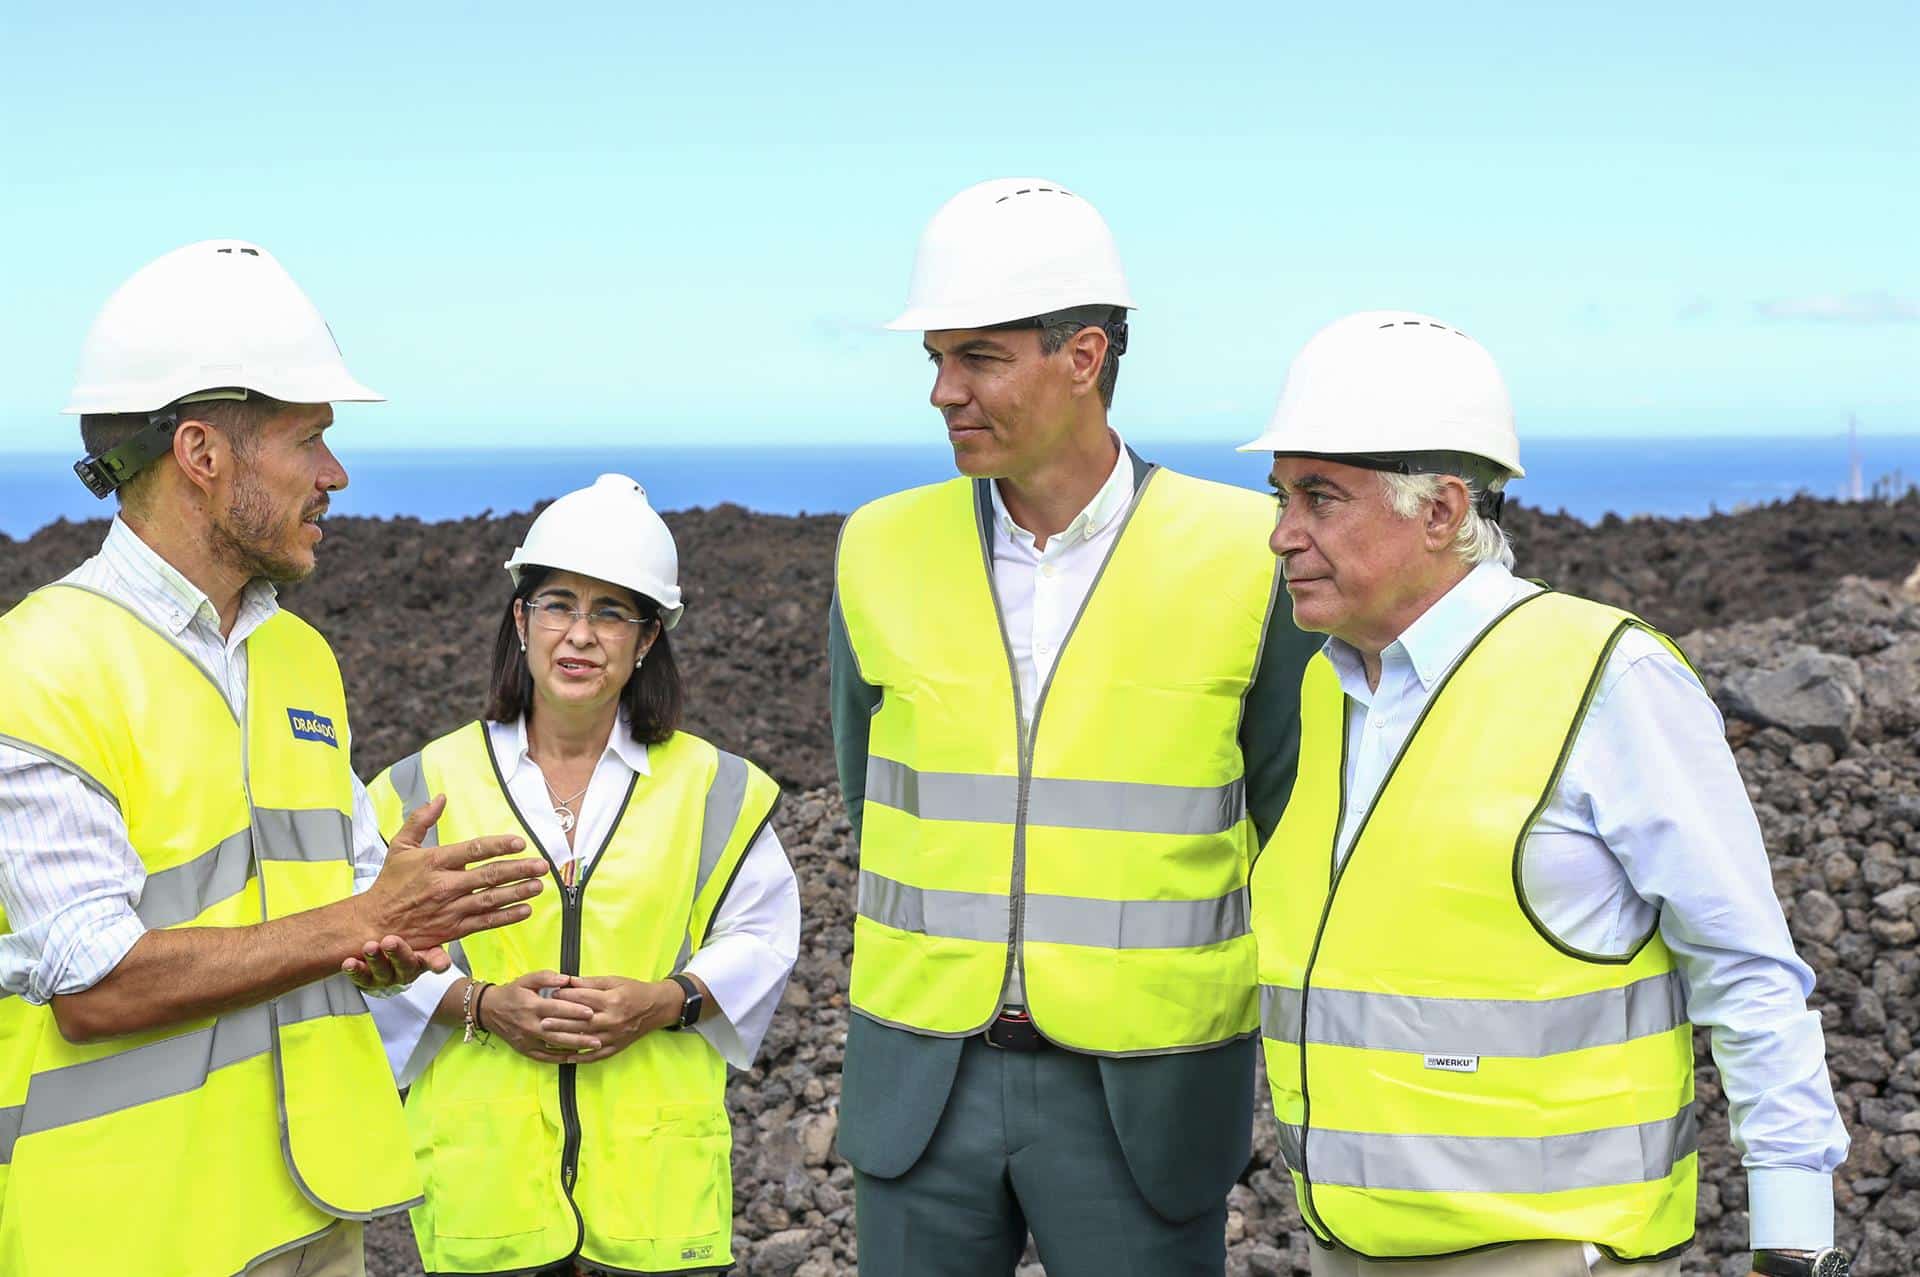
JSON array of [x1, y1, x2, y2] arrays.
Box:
[[554, 805, 576, 834]]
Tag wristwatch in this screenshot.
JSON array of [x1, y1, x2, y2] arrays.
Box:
[[667, 973, 703, 1031], [1753, 1248, 1851, 1277]]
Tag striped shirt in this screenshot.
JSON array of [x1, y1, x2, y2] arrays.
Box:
[[0, 516, 387, 1003]]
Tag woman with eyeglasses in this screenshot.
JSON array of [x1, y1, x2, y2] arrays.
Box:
[[359, 474, 800, 1277]]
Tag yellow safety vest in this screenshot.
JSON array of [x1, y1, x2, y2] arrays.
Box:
[[836, 468, 1280, 1055], [1252, 590, 1697, 1262], [0, 583, 420, 1277], [368, 721, 778, 1275]]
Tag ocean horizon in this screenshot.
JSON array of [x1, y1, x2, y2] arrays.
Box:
[[3, 435, 1915, 540]]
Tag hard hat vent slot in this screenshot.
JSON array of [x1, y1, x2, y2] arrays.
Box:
[[993, 186, 1076, 205], [1377, 318, 1474, 340], [213, 247, 261, 256]]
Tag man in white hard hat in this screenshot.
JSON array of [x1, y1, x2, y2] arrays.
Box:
[[0, 240, 551, 1277], [830, 178, 1323, 1274], [1243, 312, 1850, 1277]]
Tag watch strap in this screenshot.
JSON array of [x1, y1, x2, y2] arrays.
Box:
[[1755, 1249, 1848, 1277], [668, 972, 702, 1029]]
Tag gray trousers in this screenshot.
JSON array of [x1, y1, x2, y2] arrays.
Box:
[[854, 1036, 1227, 1277]]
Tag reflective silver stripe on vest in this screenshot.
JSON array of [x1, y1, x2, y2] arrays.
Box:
[[137, 827, 255, 929], [674, 750, 755, 969], [135, 808, 352, 931], [696, 751, 750, 899], [0, 975, 366, 1165], [132, 808, 352, 932], [858, 870, 1010, 943], [1027, 887, 1248, 950], [254, 808, 351, 863], [859, 869, 1250, 950], [865, 757, 1246, 837], [1260, 970, 1688, 1058], [1275, 1108, 1697, 1195], [388, 750, 438, 848]]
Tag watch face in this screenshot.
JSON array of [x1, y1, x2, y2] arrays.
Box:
[[1811, 1250, 1850, 1277]]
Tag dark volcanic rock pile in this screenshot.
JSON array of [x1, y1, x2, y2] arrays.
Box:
[[4, 492, 1917, 1275]]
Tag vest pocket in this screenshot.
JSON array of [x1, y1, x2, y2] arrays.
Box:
[[425, 1100, 555, 1240], [593, 1102, 732, 1243]]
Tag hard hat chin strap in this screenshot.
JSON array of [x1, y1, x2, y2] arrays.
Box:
[[72, 389, 250, 499], [75, 408, 179, 500], [989, 306, 1129, 358]]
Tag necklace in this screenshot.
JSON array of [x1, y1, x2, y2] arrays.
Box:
[[540, 772, 590, 835]]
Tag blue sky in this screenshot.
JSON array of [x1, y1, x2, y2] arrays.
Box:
[[2, 2, 1914, 451]]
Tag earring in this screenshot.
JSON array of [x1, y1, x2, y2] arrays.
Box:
[[519, 635, 527, 652]]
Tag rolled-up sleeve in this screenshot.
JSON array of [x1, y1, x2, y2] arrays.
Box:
[[684, 823, 801, 1070], [0, 745, 148, 1004], [1570, 638, 1848, 1251]]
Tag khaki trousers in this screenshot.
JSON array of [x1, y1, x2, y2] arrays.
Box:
[[247, 1222, 365, 1277], [1310, 1241, 1685, 1277]]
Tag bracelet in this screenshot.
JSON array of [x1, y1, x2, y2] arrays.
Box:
[[472, 982, 493, 1044], [461, 979, 491, 1044]]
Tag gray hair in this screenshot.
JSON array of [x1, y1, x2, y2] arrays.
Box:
[[1380, 471, 1515, 568]]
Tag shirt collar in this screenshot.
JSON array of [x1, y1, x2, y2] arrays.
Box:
[[990, 431, 1134, 548], [103, 515, 279, 640], [1324, 561, 1525, 694], [508, 710, 652, 779]]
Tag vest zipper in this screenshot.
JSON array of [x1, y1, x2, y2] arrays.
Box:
[[558, 877, 584, 1191], [481, 733, 640, 1267]]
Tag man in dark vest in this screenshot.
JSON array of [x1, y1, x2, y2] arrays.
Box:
[[829, 177, 1322, 1275]]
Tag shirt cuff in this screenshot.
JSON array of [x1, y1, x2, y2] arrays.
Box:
[[30, 905, 145, 1004], [690, 1008, 751, 1072], [1748, 1167, 1834, 1251], [684, 937, 781, 1069]]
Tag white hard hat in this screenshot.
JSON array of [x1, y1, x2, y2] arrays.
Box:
[[64, 239, 383, 415], [886, 177, 1136, 332], [1238, 310, 1524, 478], [504, 474, 685, 629]]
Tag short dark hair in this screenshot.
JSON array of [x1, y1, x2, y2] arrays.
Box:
[[79, 392, 285, 505], [481, 565, 684, 745], [1036, 305, 1125, 408]]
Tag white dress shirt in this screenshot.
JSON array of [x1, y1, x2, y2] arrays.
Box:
[[1324, 560, 1847, 1257], [0, 517, 390, 1003], [988, 433, 1135, 727], [986, 433, 1134, 1006], [370, 713, 800, 1084]]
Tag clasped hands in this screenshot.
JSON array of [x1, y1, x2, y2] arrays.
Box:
[[482, 970, 688, 1064]]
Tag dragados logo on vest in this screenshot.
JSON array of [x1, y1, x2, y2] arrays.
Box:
[[287, 709, 339, 747]]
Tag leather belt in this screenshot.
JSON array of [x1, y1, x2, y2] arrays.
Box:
[[983, 1008, 1049, 1051]]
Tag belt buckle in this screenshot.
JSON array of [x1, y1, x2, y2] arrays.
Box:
[[985, 1009, 1044, 1051]]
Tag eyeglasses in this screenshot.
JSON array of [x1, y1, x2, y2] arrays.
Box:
[[524, 595, 657, 639]]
